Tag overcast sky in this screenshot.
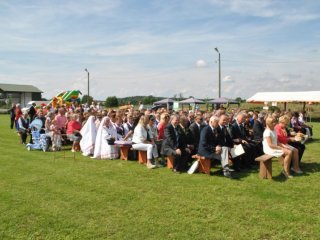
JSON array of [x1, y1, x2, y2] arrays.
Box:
[[1, 0, 319, 100]]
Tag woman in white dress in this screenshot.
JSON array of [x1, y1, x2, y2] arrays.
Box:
[[262, 117, 293, 178], [93, 116, 119, 159], [80, 115, 97, 156], [132, 115, 157, 169]]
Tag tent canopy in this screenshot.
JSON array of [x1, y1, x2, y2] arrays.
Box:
[[208, 97, 238, 104], [179, 97, 205, 104], [246, 91, 320, 103], [153, 98, 174, 105]]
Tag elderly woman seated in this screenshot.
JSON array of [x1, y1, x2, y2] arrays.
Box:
[[17, 110, 31, 144], [66, 113, 82, 152], [291, 111, 312, 139], [290, 112, 311, 137], [270, 116, 303, 178]]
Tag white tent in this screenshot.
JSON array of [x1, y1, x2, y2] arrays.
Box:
[[246, 91, 320, 103]]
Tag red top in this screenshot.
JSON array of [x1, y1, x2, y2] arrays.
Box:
[[274, 124, 288, 144], [66, 120, 82, 134], [15, 108, 22, 121], [157, 122, 166, 140]]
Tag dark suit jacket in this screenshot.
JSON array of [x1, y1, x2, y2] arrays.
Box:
[[198, 125, 220, 159], [217, 125, 233, 148], [189, 122, 204, 150], [180, 125, 194, 146], [252, 120, 265, 142], [28, 105, 36, 120], [161, 124, 186, 156], [231, 122, 248, 144]]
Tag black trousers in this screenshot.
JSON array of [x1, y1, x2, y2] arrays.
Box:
[[173, 151, 187, 171], [232, 142, 259, 169], [19, 131, 28, 144], [10, 117, 15, 129], [243, 143, 258, 165]]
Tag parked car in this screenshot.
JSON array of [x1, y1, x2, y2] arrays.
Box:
[[22, 101, 36, 113]]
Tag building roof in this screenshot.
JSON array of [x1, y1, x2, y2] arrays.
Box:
[[0, 83, 42, 93], [246, 91, 320, 103]]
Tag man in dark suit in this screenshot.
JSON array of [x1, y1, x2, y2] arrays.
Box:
[[189, 113, 204, 154], [231, 112, 259, 169], [252, 112, 266, 142], [28, 102, 37, 121], [252, 112, 266, 156], [186, 111, 195, 128], [161, 114, 191, 173], [217, 114, 234, 148], [9, 103, 16, 129], [198, 116, 233, 178]]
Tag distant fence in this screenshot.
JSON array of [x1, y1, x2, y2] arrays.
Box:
[[0, 109, 9, 114]]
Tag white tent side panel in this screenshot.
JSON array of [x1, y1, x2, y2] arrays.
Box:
[[246, 91, 320, 103]]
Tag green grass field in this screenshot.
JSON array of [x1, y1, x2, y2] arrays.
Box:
[[0, 115, 319, 239]]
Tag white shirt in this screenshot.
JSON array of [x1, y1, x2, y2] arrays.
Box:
[[132, 124, 148, 143]]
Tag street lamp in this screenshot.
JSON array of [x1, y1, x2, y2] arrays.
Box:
[[214, 47, 221, 98], [84, 68, 89, 105]]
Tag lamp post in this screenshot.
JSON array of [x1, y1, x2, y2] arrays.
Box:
[[84, 68, 89, 105], [214, 47, 221, 98]]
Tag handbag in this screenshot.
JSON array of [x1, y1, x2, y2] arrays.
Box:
[[107, 138, 115, 145]]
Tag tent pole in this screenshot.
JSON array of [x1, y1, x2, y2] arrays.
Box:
[[284, 102, 287, 111]]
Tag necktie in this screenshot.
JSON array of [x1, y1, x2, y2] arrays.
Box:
[[174, 127, 179, 146], [226, 125, 231, 135], [240, 124, 245, 137], [212, 128, 216, 136], [222, 126, 227, 142]]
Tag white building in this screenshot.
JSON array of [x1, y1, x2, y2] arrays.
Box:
[[0, 83, 43, 107]]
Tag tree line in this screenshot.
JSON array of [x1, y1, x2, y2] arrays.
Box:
[[81, 95, 164, 107], [80, 95, 246, 108]]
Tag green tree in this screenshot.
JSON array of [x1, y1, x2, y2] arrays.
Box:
[[81, 95, 94, 104], [105, 96, 119, 107], [235, 97, 243, 103], [143, 95, 155, 105]]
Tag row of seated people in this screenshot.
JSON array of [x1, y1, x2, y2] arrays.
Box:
[[159, 112, 306, 178], [79, 109, 308, 178], [15, 105, 309, 178], [16, 107, 83, 151]]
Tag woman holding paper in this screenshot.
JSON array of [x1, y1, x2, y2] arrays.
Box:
[[262, 117, 299, 179], [275, 115, 305, 162]]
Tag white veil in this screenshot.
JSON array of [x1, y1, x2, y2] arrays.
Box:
[[93, 116, 118, 159], [80, 116, 97, 155]]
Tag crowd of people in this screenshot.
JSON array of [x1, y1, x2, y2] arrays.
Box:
[[9, 101, 313, 179]]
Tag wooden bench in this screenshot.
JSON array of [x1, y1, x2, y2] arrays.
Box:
[[118, 145, 131, 161], [167, 155, 174, 169], [137, 150, 147, 164], [192, 155, 211, 175], [255, 154, 274, 180]]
